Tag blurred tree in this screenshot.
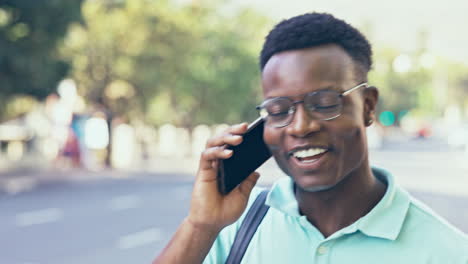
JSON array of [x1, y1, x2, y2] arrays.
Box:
[[61, 0, 269, 167], [0, 0, 83, 119], [62, 0, 270, 129], [152, 7, 270, 129], [449, 63, 468, 119], [369, 47, 433, 124]]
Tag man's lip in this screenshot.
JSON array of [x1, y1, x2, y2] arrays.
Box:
[[290, 150, 328, 171], [286, 145, 332, 157]]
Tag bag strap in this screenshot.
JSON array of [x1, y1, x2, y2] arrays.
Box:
[[225, 190, 270, 264]]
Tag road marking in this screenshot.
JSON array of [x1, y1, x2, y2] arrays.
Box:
[[109, 194, 141, 211], [117, 228, 163, 249], [15, 208, 63, 227]]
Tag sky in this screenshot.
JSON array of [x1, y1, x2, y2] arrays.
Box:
[[227, 0, 468, 65]]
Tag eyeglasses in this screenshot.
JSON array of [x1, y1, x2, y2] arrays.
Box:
[[256, 82, 368, 128]]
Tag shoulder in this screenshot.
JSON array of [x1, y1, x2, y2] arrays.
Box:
[[203, 186, 266, 264], [400, 195, 468, 260], [223, 186, 267, 232], [406, 196, 467, 241]]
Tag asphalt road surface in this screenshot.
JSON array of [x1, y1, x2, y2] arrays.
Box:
[[1, 170, 467, 264], [0, 173, 194, 264], [1, 137, 467, 264]]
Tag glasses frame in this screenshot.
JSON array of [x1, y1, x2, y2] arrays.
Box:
[[256, 82, 369, 128]]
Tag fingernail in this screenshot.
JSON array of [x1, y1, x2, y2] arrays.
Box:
[[223, 149, 233, 155], [232, 135, 242, 140]]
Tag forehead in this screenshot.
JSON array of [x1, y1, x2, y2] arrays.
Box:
[[261, 44, 356, 98]]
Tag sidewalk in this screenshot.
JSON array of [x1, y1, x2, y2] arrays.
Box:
[[0, 155, 197, 195], [0, 154, 282, 195]]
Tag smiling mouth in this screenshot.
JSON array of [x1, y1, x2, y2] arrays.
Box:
[[289, 147, 329, 163]]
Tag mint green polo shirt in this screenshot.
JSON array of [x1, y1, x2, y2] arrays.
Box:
[[204, 167, 468, 263]]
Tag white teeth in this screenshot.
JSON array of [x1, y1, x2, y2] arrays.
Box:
[[293, 148, 327, 159]]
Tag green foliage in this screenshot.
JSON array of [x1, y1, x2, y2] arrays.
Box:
[[62, 0, 270, 128], [6, 0, 468, 127], [369, 47, 436, 123], [0, 0, 83, 100]]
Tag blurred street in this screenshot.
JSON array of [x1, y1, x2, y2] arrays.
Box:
[[1, 135, 467, 264], [2, 1, 468, 263], [0, 172, 193, 264]]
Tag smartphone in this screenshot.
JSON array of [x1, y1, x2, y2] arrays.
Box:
[[217, 117, 272, 195]]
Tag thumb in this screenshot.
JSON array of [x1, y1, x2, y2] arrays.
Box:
[[236, 172, 261, 199]]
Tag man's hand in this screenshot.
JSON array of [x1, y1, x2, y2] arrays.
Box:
[[153, 123, 261, 264], [188, 122, 261, 231]]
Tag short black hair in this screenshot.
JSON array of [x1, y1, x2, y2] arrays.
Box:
[[260, 13, 372, 78]]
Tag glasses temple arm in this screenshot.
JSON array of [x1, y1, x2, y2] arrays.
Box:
[[341, 82, 368, 96]]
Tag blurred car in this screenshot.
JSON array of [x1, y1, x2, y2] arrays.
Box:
[[0, 117, 34, 142], [0, 117, 35, 162]]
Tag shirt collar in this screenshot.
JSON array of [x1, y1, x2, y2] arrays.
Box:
[[354, 167, 410, 240], [265, 167, 411, 240]]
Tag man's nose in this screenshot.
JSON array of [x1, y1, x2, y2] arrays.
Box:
[[285, 104, 321, 137]]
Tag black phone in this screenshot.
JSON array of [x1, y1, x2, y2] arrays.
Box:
[[217, 117, 272, 195]]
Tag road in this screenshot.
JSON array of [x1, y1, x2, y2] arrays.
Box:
[[1, 172, 467, 264], [0, 173, 194, 264], [0, 137, 467, 264]]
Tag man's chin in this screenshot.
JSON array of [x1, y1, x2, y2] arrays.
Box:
[[291, 175, 337, 193], [296, 182, 335, 193]]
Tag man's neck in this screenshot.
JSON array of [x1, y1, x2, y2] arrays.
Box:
[[295, 165, 387, 238]]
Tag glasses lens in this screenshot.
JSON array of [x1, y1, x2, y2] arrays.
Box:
[[262, 97, 293, 127], [304, 90, 342, 119]]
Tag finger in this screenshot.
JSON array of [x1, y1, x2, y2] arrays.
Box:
[[227, 122, 249, 135], [235, 172, 260, 199], [205, 123, 248, 147], [210, 160, 218, 170], [206, 123, 248, 147], [206, 135, 243, 149], [199, 147, 233, 171]]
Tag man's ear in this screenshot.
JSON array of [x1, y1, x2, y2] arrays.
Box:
[[362, 86, 378, 127]]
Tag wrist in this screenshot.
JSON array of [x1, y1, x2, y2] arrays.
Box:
[[184, 216, 223, 236]]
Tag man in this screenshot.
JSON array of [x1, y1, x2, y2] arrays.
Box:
[[154, 13, 468, 263]]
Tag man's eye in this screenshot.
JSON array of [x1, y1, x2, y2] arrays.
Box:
[[268, 108, 289, 116], [314, 104, 339, 111], [316, 104, 339, 109], [267, 104, 289, 115]]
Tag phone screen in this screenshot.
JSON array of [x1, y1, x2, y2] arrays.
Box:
[[217, 118, 272, 195]]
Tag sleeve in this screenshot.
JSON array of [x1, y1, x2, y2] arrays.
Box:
[[203, 187, 264, 264]]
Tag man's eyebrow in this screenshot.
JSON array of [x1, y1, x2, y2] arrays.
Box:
[[316, 85, 340, 91], [264, 85, 342, 99]]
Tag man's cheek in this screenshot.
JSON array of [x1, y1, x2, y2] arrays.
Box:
[[271, 151, 292, 177], [332, 119, 362, 139], [263, 128, 279, 150], [263, 133, 290, 175]]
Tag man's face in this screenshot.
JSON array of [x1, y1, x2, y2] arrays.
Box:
[[261, 44, 372, 192]]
